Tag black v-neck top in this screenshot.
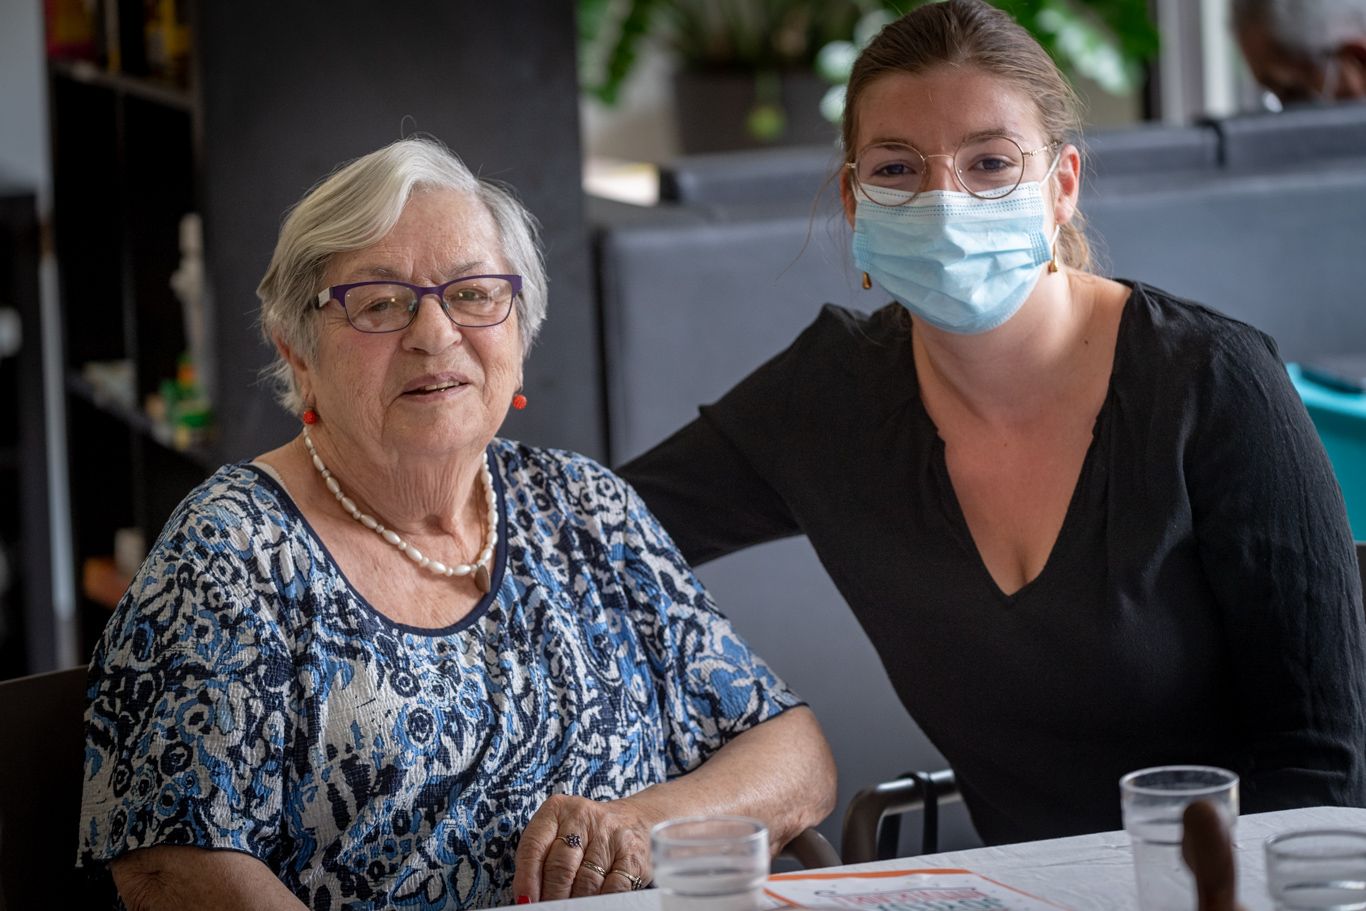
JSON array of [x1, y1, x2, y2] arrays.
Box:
[[620, 281, 1366, 844]]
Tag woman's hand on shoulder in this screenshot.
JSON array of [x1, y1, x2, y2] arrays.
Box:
[[512, 793, 660, 903]]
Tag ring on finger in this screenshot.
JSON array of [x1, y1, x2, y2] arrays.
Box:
[[580, 860, 609, 877], [609, 868, 647, 890], [556, 834, 583, 849]]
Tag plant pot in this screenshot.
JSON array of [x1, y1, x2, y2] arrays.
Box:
[[672, 68, 838, 154]]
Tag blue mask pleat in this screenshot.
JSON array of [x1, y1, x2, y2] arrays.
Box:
[[852, 181, 1055, 334]]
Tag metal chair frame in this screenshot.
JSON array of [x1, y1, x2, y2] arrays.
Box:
[[779, 827, 841, 869], [841, 768, 961, 866]]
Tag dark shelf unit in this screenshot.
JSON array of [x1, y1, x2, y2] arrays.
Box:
[[48, 58, 192, 112], [65, 371, 213, 470], [47, 0, 201, 658]]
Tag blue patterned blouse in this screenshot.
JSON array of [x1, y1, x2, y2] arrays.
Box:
[[77, 440, 801, 910]]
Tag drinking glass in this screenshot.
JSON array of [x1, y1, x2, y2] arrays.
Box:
[[1120, 765, 1240, 911], [650, 815, 769, 911], [1265, 829, 1366, 910]]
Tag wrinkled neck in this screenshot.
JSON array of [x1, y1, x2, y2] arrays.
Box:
[[300, 426, 488, 544]]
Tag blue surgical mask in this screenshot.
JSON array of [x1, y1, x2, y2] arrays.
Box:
[[852, 179, 1060, 335]]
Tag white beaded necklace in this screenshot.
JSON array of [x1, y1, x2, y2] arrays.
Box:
[[301, 425, 498, 593]]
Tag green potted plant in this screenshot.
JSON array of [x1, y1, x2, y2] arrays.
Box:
[[579, 0, 869, 152], [579, 0, 1159, 154]]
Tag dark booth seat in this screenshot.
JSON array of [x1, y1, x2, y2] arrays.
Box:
[[1086, 160, 1366, 363], [1215, 101, 1366, 171], [658, 118, 1226, 206], [658, 144, 843, 207], [1082, 121, 1220, 179]]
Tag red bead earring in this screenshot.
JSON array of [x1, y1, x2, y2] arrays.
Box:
[[511, 393, 527, 411], [302, 408, 319, 425]]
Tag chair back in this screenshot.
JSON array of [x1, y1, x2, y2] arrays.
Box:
[[841, 769, 961, 865], [0, 666, 113, 908]]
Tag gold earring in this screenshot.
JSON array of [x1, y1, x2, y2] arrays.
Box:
[[861, 271, 872, 290]]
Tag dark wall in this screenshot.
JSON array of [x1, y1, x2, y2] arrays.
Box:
[[0, 184, 47, 678], [194, 1, 601, 462]]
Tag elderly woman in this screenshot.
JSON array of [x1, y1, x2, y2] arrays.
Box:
[[77, 138, 836, 910], [621, 0, 1366, 845]]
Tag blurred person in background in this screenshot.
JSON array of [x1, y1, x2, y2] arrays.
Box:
[[1233, 0, 1366, 104]]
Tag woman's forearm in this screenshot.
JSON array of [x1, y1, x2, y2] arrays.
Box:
[[112, 845, 307, 911], [623, 706, 838, 851]]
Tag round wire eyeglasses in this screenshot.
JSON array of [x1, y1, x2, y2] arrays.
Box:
[[847, 135, 1060, 205]]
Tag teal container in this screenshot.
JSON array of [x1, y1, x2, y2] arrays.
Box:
[[1288, 363, 1366, 540]]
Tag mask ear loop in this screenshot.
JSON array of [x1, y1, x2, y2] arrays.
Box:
[[1042, 145, 1064, 273], [1042, 147, 1063, 183]]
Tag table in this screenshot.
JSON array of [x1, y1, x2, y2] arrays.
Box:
[[504, 806, 1366, 909]]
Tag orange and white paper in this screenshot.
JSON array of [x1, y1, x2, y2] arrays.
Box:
[[761, 867, 1074, 910]]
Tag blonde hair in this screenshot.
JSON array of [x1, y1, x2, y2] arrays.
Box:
[[257, 137, 547, 414], [842, 0, 1092, 272]]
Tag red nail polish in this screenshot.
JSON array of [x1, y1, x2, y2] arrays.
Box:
[[517, 897, 530, 905]]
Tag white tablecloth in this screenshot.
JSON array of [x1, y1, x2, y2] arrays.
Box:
[[503, 806, 1366, 909]]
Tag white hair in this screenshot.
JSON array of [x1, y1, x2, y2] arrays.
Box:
[[257, 137, 548, 414], [1232, 0, 1366, 54]]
